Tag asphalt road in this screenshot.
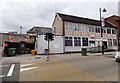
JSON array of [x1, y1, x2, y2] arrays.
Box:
[[1, 62, 20, 83], [20, 54, 119, 81]]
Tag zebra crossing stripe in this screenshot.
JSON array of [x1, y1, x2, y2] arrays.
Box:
[[0, 75, 5, 78], [7, 64, 15, 77]]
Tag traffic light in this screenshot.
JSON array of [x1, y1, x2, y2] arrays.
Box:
[[44, 33, 49, 41], [44, 33, 54, 41], [49, 33, 54, 41]]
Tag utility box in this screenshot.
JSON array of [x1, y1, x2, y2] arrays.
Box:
[[82, 48, 87, 56], [45, 49, 49, 54]]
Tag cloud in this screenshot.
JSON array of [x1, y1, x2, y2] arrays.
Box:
[[0, 0, 119, 33]]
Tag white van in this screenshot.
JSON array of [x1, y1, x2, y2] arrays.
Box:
[[115, 51, 120, 62]]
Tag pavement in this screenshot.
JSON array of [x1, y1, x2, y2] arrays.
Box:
[[1, 51, 119, 82], [1, 51, 115, 63]]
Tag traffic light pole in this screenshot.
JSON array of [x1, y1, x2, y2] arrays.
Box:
[[46, 39, 50, 61], [44, 32, 54, 61], [99, 8, 104, 54]]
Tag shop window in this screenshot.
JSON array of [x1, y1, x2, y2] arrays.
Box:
[[65, 37, 73, 46], [82, 37, 88, 46], [74, 37, 81, 46], [108, 39, 112, 46], [113, 39, 117, 46], [89, 41, 95, 46]]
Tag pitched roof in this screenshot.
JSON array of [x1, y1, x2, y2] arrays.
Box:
[[27, 26, 52, 35], [57, 13, 116, 28]]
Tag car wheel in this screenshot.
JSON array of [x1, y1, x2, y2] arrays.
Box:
[[116, 59, 118, 62]]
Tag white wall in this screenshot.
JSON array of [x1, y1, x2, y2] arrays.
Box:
[[65, 47, 81, 52], [36, 35, 64, 54]]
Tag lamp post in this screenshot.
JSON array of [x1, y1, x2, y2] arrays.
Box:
[[99, 8, 107, 54], [20, 26, 22, 34]]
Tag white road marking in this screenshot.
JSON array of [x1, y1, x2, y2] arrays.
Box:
[[20, 67, 38, 72], [0, 65, 8, 68], [0, 75, 5, 78], [7, 64, 15, 77], [20, 64, 33, 67]]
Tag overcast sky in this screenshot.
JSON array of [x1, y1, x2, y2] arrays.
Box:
[[0, 0, 119, 33]]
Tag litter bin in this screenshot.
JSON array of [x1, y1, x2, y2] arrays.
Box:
[[82, 48, 87, 56], [8, 48, 16, 57]]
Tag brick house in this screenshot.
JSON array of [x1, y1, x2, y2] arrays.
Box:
[[105, 15, 120, 49], [0, 33, 28, 47]]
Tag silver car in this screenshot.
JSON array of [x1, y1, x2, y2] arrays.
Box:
[[115, 51, 120, 62]]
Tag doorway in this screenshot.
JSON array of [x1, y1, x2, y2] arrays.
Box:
[[103, 41, 107, 49]]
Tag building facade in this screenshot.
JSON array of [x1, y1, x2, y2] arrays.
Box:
[[0, 33, 28, 47], [52, 13, 117, 53], [105, 15, 120, 50], [36, 13, 118, 54]]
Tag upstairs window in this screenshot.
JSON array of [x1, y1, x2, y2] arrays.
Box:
[[65, 22, 69, 30], [89, 25, 94, 32], [82, 24, 88, 32], [112, 29, 116, 34], [95, 26, 100, 33], [107, 28, 111, 34]]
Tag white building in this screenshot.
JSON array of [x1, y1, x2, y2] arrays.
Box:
[[36, 13, 118, 54]]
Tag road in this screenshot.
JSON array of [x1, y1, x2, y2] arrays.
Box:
[[20, 54, 119, 81], [1, 53, 119, 82], [1, 62, 20, 83]]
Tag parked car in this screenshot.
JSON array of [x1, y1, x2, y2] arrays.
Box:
[[115, 51, 120, 62]]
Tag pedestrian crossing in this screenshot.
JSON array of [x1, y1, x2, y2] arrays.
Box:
[[0, 64, 16, 78], [1, 63, 20, 81], [0, 63, 38, 79]]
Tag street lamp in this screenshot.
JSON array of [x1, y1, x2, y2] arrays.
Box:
[[20, 26, 22, 34], [99, 8, 107, 54]]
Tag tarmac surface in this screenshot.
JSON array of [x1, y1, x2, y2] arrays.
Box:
[[1, 51, 119, 82]]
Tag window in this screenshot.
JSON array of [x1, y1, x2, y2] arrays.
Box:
[[112, 29, 116, 34], [65, 22, 69, 30], [89, 41, 95, 46], [75, 23, 80, 31], [82, 24, 88, 32], [89, 25, 94, 32], [74, 23, 77, 31], [74, 37, 81, 46], [82, 37, 88, 46], [65, 37, 73, 46], [103, 28, 106, 33], [69, 22, 73, 31], [108, 39, 112, 46], [54, 27, 56, 34], [78, 24, 82, 31], [95, 26, 101, 33], [107, 28, 111, 34], [113, 39, 117, 46]]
